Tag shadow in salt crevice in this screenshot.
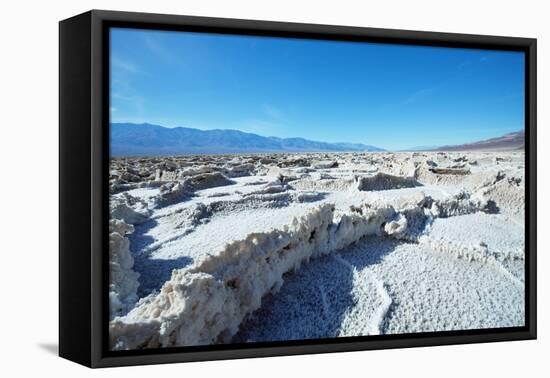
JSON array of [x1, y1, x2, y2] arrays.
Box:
[[233, 236, 398, 344], [129, 218, 194, 298], [128, 216, 198, 299], [129, 218, 158, 254], [134, 255, 194, 298]]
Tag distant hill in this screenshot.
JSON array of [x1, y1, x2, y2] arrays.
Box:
[[110, 123, 385, 156], [402, 130, 524, 152], [432, 130, 524, 152]]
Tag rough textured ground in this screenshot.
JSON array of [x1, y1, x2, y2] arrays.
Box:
[[108, 151, 525, 349]]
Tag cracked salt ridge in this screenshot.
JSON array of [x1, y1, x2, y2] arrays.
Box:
[[333, 254, 392, 336], [424, 213, 524, 258], [109, 191, 492, 350], [128, 177, 333, 296], [237, 211, 525, 342], [133, 205, 325, 297], [129, 180, 454, 297], [109, 220, 140, 319], [419, 213, 525, 285], [356, 239, 523, 333], [235, 250, 394, 342], [238, 235, 524, 342]]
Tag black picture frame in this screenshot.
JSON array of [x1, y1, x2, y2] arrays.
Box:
[[59, 9, 537, 368]]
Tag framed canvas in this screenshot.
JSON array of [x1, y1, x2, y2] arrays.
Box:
[[59, 9, 537, 368]]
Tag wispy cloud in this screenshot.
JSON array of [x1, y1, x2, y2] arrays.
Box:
[[110, 54, 147, 122], [402, 87, 439, 105], [111, 56, 140, 74], [143, 35, 179, 64], [112, 91, 145, 109], [110, 87, 147, 123], [401, 68, 474, 106], [262, 103, 284, 120]]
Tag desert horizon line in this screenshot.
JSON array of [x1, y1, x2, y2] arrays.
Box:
[[110, 121, 524, 152]]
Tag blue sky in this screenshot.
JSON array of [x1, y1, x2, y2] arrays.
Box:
[[110, 28, 525, 150]]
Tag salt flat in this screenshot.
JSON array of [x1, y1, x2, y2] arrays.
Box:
[[107, 151, 525, 349]]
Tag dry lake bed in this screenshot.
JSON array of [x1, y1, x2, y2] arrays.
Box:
[[107, 151, 525, 350]]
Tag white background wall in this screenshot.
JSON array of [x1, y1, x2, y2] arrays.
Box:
[[0, 0, 546, 376]]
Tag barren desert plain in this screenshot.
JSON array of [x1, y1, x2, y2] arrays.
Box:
[[108, 150, 525, 350]]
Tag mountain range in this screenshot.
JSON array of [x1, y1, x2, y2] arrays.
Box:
[[430, 130, 525, 152], [110, 123, 385, 156]]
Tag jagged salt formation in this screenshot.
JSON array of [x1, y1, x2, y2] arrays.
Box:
[[109, 191, 491, 350], [475, 178, 524, 217], [156, 172, 234, 207], [355, 172, 419, 191], [110, 193, 152, 224], [291, 172, 419, 193], [109, 220, 140, 318], [109, 204, 333, 349], [110, 180, 163, 195]]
